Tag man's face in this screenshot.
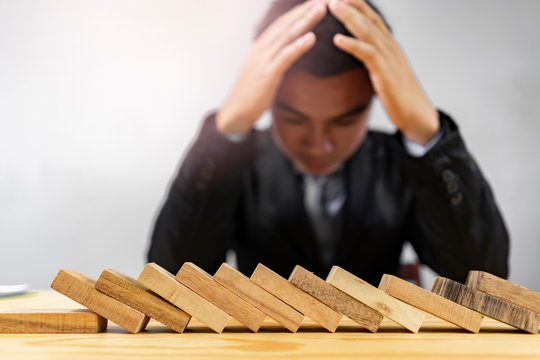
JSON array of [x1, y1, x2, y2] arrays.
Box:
[[271, 68, 375, 176]]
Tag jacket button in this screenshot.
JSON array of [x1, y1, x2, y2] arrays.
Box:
[[441, 169, 455, 183], [447, 182, 458, 194], [451, 192, 463, 206]]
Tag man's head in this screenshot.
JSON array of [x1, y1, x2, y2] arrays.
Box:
[[256, 0, 390, 175]]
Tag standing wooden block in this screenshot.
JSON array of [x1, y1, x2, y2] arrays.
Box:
[[466, 271, 540, 314], [0, 309, 107, 334], [250, 263, 342, 332], [214, 263, 304, 332], [326, 266, 424, 333], [432, 277, 540, 334], [175, 262, 266, 332], [378, 274, 483, 333], [137, 263, 229, 333], [289, 265, 383, 332], [50, 270, 149, 333], [95, 269, 191, 333]]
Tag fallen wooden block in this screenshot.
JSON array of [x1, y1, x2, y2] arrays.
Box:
[[0, 309, 107, 334], [51, 270, 149, 333], [466, 271, 540, 314], [378, 274, 483, 333], [137, 263, 229, 333], [326, 266, 424, 333], [432, 277, 540, 334], [214, 263, 304, 332], [95, 269, 191, 333], [176, 262, 266, 332], [250, 263, 342, 332], [289, 265, 383, 332]]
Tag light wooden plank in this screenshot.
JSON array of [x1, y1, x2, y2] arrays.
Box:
[[95, 269, 191, 333], [137, 263, 229, 333], [466, 271, 540, 314], [50, 270, 149, 333], [176, 262, 265, 332], [0, 309, 107, 333], [289, 265, 383, 332], [432, 277, 540, 334], [250, 263, 342, 332], [326, 266, 424, 333], [214, 263, 304, 332], [379, 274, 483, 333]]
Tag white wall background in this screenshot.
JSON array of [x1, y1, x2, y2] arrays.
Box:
[[1, 0, 539, 291]]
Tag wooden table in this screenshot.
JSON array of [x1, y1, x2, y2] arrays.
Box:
[[0, 291, 538, 359]]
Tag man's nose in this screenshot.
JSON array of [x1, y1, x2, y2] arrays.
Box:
[[303, 127, 333, 154]]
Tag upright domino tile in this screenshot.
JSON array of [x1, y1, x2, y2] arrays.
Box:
[[466, 271, 540, 314], [432, 277, 540, 334], [289, 265, 383, 332], [250, 263, 342, 332], [176, 263, 266, 332], [378, 274, 483, 333], [96, 269, 191, 333], [51, 270, 149, 333], [0, 309, 107, 334], [326, 266, 424, 333], [137, 263, 230, 333], [214, 263, 304, 332]]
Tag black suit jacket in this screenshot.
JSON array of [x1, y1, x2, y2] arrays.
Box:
[[148, 110, 509, 285]]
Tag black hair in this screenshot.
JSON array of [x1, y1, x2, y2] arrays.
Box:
[[255, 0, 391, 78]]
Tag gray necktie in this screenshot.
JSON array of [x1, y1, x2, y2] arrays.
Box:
[[304, 173, 346, 266]]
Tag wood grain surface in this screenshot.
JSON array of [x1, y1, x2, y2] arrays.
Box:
[[0, 309, 107, 333], [50, 270, 149, 333], [289, 265, 383, 332], [96, 269, 191, 333], [214, 263, 303, 332], [432, 277, 540, 334], [0, 291, 539, 360]]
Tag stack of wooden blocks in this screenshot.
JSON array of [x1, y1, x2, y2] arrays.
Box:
[[1, 262, 539, 334]]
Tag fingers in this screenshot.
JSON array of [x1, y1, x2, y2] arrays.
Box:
[[258, 0, 320, 47], [342, 0, 389, 34], [267, 1, 327, 58], [328, 0, 381, 45], [333, 33, 377, 69], [273, 32, 317, 73]]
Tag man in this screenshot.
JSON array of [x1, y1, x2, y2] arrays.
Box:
[[147, 0, 509, 285]]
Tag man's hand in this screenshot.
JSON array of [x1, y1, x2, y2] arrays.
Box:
[[329, 0, 439, 145], [217, 0, 327, 135]]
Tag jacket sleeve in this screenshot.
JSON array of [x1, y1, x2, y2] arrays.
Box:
[[401, 111, 510, 282], [147, 111, 256, 274]]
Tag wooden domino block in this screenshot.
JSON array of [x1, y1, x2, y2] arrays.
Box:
[[176, 262, 266, 332], [466, 271, 540, 314], [250, 263, 342, 332], [214, 263, 304, 332], [50, 270, 149, 333], [432, 277, 540, 334], [326, 266, 424, 333], [378, 274, 483, 333], [0, 309, 107, 334], [137, 263, 229, 333], [95, 269, 191, 333], [289, 265, 383, 332]]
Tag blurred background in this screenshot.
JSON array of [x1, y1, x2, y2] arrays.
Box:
[[1, 0, 539, 291]]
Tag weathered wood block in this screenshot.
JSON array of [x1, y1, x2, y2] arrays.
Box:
[[326, 266, 424, 333], [289, 265, 383, 332], [250, 263, 342, 332], [96, 269, 191, 333], [379, 274, 483, 333], [432, 277, 540, 334], [466, 271, 540, 314], [176, 262, 266, 332], [0, 309, 107, 334], [51, 270, 149, 333], [214, 263, 303, 332], [137, 263, 229, 333]]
